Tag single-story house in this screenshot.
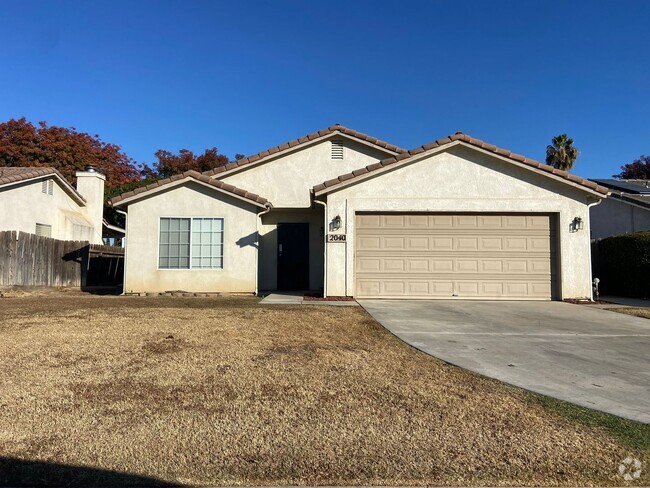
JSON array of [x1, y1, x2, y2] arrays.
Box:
[[0, 166, 107, 244], [589, 179, 650, 239], [110, 125, 609, 300]]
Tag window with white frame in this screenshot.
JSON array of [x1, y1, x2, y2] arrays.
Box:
[[159, 217, 224, 269]]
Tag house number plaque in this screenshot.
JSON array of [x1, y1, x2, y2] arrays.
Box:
[[327, 234, 346, 243]]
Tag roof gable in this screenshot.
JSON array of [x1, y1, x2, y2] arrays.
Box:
[[313, 133, 609, 197], [108, 170, 272, 208], [202, 124, 406, 178], [0, 166, 86, 205]]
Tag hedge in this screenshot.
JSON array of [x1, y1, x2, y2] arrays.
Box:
[[592, 231, 650, 299]]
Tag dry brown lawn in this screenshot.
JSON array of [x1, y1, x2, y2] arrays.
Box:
[[611, 307, 650, 320], [0, 293, 647, 487]]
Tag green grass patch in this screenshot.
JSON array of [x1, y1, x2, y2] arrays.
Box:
[[530, 394, 650, 452]]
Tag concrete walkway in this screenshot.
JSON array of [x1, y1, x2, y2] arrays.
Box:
[[359, 300, 650, 423], [259, 293, 358, 306]]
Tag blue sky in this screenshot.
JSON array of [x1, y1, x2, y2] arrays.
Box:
[[1, 0, 649, 178]]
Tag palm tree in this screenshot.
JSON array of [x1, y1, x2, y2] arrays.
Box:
[[546, 134, 579, 171]]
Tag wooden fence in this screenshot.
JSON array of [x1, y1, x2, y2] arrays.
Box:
[[0, 231, 124, 288]]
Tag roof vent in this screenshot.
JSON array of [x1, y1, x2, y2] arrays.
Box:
[[84, 165, 96, 172], [331, 140, 344, 160]]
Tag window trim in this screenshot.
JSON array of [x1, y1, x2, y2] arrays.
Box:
[[157, 216, 225, 271]]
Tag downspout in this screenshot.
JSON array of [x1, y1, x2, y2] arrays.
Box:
[[587, 199, 603, 301], [314, 198, 327, 298], [256, 204, 272, 296], [115, 208, 128, 296]]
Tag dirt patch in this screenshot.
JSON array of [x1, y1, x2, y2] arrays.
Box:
[[0, 294, 647, 486], [610, 307, 650, 319]]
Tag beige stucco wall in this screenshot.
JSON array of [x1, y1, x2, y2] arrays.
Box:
[[0, 177, 100, 243], [123, 182, 260, 293], [258, 208, 324, 291], [221, 136, 394, 208], [323, 145, 601, 299], [590, 197, 650, 239]]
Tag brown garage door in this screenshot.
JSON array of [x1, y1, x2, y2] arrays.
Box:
[[355, 213, 557, 299]]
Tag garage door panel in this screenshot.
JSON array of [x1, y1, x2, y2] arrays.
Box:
[[358, 236, 381, 250], [383, 237, 405, 249], [357, 280, 380, 296], [480, 237, 503, 250], [478, 215, 503, 228], [457, 238, 479, 250], [356, 213, 556, 299], [356, 215, 381, 228], [482, 282, 505, 296], [481, 260, 503, 272], [407, 282, 430, 294], [383, 281, 406, 295], [455, 215, 479, 228], [406, 236, 430, 250], [383, 215, 406, 227], [407, 215, 429, 227], [457, 260, 479, 272], [357, 257, 381, 272], [431, 259, 453, 272], [503, 215, 527, 228], [408, 259, 431, 272], [432, 237, 454, 250], [384, 259, 406, 272], [430, 215, 454, 227]]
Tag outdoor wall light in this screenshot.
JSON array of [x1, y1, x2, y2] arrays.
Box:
[[331, 215, 342, 231], [572, 216, 584, 231]]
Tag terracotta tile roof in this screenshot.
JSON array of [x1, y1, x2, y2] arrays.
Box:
[[0, 166, 86, 204], [202, 124, 407, 177], [108, 170, 272, 208], [313, 132, 610, 196]]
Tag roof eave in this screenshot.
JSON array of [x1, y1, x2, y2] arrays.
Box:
[[109, 174, 271, 210], [0, 172, 86, 205]]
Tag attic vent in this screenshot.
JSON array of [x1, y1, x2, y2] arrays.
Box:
[[331, 140, 344, 160], [41, 180, 53, 195], [35, 223, 52, 237]]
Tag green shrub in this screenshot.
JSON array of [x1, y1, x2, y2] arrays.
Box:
[[594, 231, 650, 298]]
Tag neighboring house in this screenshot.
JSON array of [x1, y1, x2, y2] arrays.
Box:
[[110, 125, 609, 300], [589, 179, 650, 239], [0, 166, 106, 244]]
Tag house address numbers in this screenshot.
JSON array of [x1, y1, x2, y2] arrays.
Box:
[[327, 234, 347, 243]]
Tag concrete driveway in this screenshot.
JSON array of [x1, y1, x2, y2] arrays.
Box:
[[359, 300, 650, 423]]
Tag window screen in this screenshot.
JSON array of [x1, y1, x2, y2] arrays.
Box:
[[159, 218, 190, 269], [191, 218, 224, 269], [159, 217, 223, 269]]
